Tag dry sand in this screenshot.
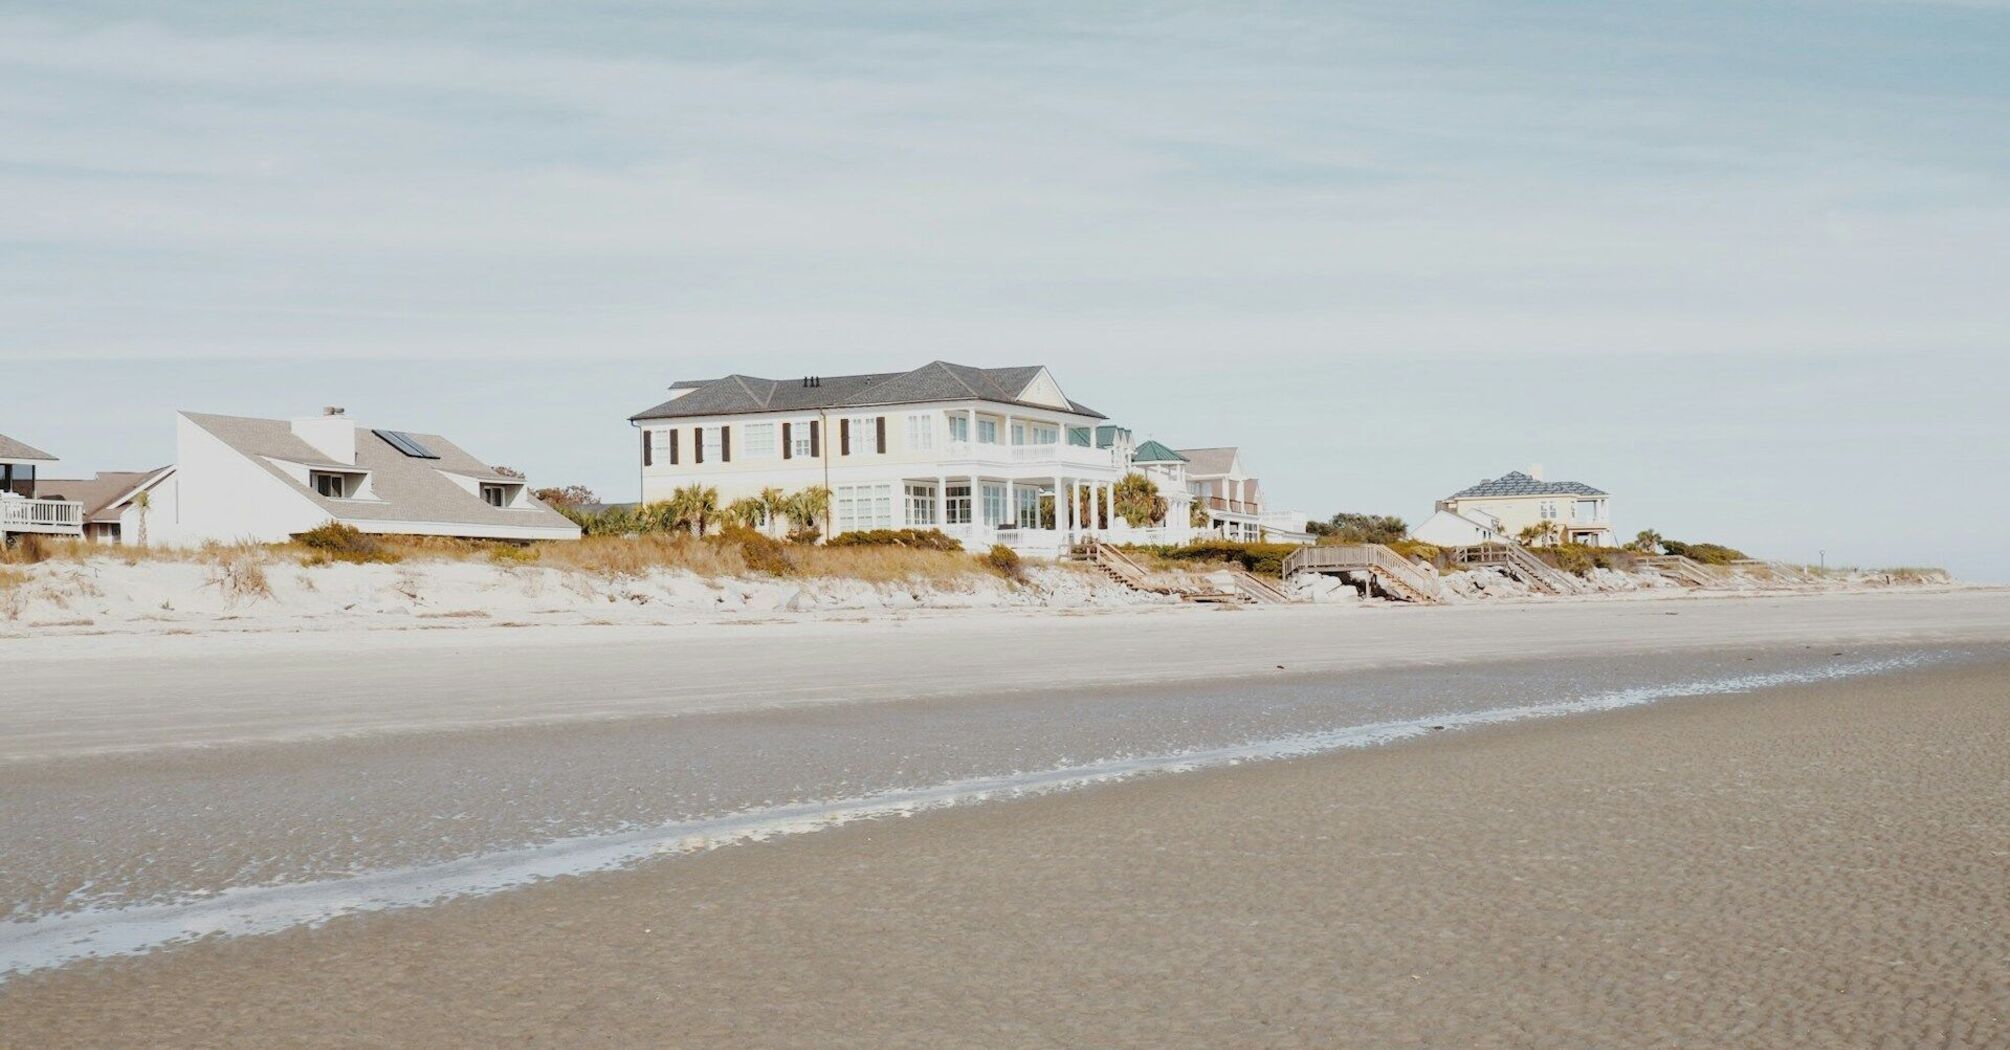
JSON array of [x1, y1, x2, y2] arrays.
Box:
[[5, 656, 2007, 1048]]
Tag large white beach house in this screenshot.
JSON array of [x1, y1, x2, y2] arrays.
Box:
[[631, 362, 1152, 553]]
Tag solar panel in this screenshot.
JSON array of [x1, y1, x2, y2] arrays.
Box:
[[372, 429, 440, 459]]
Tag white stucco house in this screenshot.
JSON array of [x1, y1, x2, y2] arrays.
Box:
[[630, 361, 1201, 554], [1176, 446, 1312, 544], [1424, 466, 1613, 548], [1, 432, 85, 542], [30, 468, 175, 546], [147, 409, 581, 546]]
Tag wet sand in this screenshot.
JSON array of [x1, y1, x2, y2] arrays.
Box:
[[6, 657, 2007, 1047]]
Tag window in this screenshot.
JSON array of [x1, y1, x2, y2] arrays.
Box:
[[905, 414, 934, 452], [1016, 487, 1043, 528], [790, 423, 814, 459], [743, 423, 777, 459], [977, 418, 999, 444], [946, 483, 973, 525], [905, 483, 937, 525], [481, 483, 509, 508], [311, 471, 348, 499], [1573, 500, 1598, 523], [1031, 423, 1059, 445], [947, 415, 969, 442], [701, 428, 724, 463], [981, 484, 1008, 527], [1010, 421, 1026, 446], [834, 483, 893, 533], [650, 429, 671, 456], [847, 416, 881, 455]]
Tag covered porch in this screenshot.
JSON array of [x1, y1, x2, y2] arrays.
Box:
[[874, 474, 1181, 555]]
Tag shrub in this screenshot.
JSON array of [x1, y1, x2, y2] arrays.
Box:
[[1126, 539, 1301, 577], [1310, 512, 1409, 544], [1661, 539, 1747, 565], [1, 533, 53, 565], [984, 544, 1024, 580], [825, 528, 962, 551], [486, 543, 540, 564], [714, 526, 795, 576], [294, 521, 402, 564]]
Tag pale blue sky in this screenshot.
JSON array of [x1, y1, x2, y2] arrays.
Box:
[[4, 2, 2007, 578]]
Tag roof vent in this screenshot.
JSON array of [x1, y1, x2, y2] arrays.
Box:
[[801, 376, 821, 388], [324, 406, 346, 417]]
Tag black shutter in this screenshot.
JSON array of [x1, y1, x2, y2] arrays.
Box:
[[876, 416, 887, 453], [642, 428, 652, 467], [721, 425, 731, 463], [809, 421, 821, 457], [840, 418, 850, 456], [694, 426, 703, 464], [782, 422, 793, 460], [669, 430, 679, 465]]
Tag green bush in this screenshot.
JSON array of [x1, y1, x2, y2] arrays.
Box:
[[984, 544, 1024, 580], [825, 528, 962, 551], [294, 521, 401, 564], [714, 526, 796, 576], [1126, 540, 1300, 577], [1661, 539, 1747, 565]]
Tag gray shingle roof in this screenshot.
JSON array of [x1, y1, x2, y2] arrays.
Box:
[[1447, 471, 1607, 499], [630, 361, 1106, 421], [0, 433, 58, 462], [183, 413, 579, 535], [1175, 447, 1239, 476], [33, 468, 172, 522]]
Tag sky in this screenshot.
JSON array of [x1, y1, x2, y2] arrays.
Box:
[[4, 1, 2007, 579]]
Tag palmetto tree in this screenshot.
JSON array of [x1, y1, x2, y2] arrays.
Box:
[[758, 487, 791, 537], [132, 490, 152, 547], [666, 484, 720, 536], [723, 496, 766, 531], [1112, 473, 1167, 527], [786, 486, 830, 539], [1629, 529, 1664, 554]]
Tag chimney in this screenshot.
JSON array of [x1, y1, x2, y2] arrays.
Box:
[[292, 409, 358, 464], [1529, 463, 1544, 481], [323, 406, 345, 417]]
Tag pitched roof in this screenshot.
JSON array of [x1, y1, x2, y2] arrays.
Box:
[[32, 468, 172, 522], [0, 433, 58, 462], [1131, 440, 1188, 463], [182, 413, 579, 534], [1175, 447, 1239, 476], [1446, 471, 1607, 499], [630, 361, 1106, 421]]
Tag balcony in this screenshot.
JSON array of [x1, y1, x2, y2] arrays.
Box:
[[942, 441, 1117, 470], [0, 496, 84, 536], [1204, 496, 1261, 516]]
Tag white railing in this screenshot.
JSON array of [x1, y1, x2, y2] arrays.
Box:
[[942, 441, 1116, 469], [0, 497, 84, 533]]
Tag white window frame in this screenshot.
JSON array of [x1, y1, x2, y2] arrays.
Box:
[[905, 483, 937, 526], [650, 429, 671, 456], [981, 483, 1008, 527], [311, 471, 348, 499], [1015, 486, 1043, 528], [977, 418, 999, 445], [945, 483, 973, 525], [947, 415, 969, 442], [742, 422, 778, 459], [790, 422, 815, 459], [848, 416, 880, 456], [481, 483, 509, 508], [701, 428, 724, 463], [1030, 423, 1059, 446], [834, 483, 894, 533], [905, 413, 935, 453]]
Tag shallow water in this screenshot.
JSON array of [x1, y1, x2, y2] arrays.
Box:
[[0, 643, 1973, 979]]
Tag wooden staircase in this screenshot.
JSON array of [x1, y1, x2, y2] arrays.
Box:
[[1450, 542, 1592, 595], [1070, 541, 1289, 605], [1283, 544, 1444, 604], [1637, 554, 1721, 588]]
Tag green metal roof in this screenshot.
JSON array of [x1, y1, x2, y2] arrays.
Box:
[[1131, 439, 1188, 463]]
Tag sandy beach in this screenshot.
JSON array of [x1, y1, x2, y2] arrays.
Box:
[[3, 591, 2008, 1046]]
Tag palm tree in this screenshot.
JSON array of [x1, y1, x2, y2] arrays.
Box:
[[666, 484, 720, 536], [723, 496, 765, 531], [786, 486, 830, 540], [132, 490, 152, 547], [758, 487, 791, 537], [1629, 529, 1664, 554]]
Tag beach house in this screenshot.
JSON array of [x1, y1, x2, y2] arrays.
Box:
[[1, 433, 85, 541], [28, 468, 175, 546], [1423, 466, 1613, 547], [1177, 446, 1312, 543], [146, 409, 581, 546], [629, 362, 1137, 553]]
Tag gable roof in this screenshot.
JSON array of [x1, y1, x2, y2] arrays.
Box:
[[1447, 471, 1607, 499], [0, 433, 58, 462], [32, 468, 172, 522], [1131, 440, 1188, 464], [1175, 447, 1239, 476], [630, 360, 1106, 421], [181, 412, 578, 534]]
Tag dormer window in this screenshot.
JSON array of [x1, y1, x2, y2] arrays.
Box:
[[481, 483, 508, 508], [311, 471, 349, 499]]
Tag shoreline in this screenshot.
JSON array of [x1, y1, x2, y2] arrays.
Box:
[[6, 652, 2007, 1046]]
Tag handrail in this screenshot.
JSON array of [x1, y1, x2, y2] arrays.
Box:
[[1283, 544, 1441, 602], [0, 498, 84, 531]]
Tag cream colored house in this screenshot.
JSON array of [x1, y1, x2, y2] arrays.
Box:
[[629, 362, 1140, 554], [1176, 446, 1311, 543], [1429, 466, 1612, 547]]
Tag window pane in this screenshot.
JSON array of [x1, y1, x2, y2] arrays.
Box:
[[745, 423, 777, 457]]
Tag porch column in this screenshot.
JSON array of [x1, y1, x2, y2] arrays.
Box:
[[971, 475, 982, 540], [936, 475, 946, 530], [1054, 475, 1067, 531], [1005, 477, 1015, 530], [968, 408, 978, 445]]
